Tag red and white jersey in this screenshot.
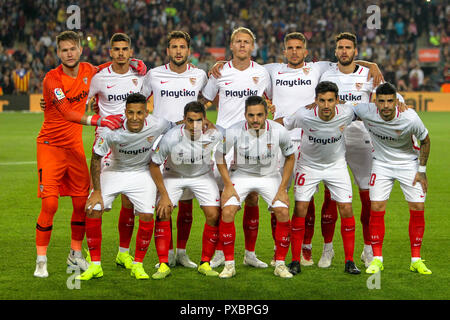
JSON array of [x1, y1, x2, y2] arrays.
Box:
[[320, 64, 374, 145], [352, 103, 428, 165], [264, 61, 333, 140], [202, 60, 270, 128], [152, 125, 222, 178], [218, 119, 294, 176], [88, 66, 144, 118], [283, 104, 355, 169], [140, 64, 207, 123], [93, 115, 172, 172]]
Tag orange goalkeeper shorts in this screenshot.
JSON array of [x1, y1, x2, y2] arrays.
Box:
[[36, 142, 90, 198]]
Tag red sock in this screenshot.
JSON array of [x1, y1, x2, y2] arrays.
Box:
[[341, 216, 356, 262], [275, 220, 291, 261], [290, 216, 305, 262], [177, 200, 193, 249], [243, 205, 259, 252], [71, 196, 87, 251], [201, 224, 219, 262], [219, 220, 235, 261], [369, 210, 385, 257], [134, 219, 154, 263], [270, 211, 277, 243], [154, 220, 171, 264], [86, 217, 102, 262], [359, 190, 371, 245], [36, 196, 59, 255], [118, 206, 135, 249], [321, 189, 338, 243], [409, 210, 425, 258], [303, 197, 315, 245]]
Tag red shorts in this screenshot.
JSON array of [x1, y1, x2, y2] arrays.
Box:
[[36, 142, 90, 198]]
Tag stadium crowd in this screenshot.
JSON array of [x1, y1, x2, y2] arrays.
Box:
[[0, 0, 448, 94]]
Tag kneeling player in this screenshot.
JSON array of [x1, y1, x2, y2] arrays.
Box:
[[150, 101, 221, 278], [352, 83, 432, 275], [280, 81, 361, 275], [215, 96, 295, 279], [77, 93, 173, 281]]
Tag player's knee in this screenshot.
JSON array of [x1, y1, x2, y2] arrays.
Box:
[[87, 210, 103, 219], [371, 201, 386, 212], [294, 202, 308, 218], [221, 206, 236, 222], [273, 208, 290, 222], [408, 202, 424, 211], [337, 202, 353, 218], [138, 212, 153, 222], [120, 194, 133, 209]]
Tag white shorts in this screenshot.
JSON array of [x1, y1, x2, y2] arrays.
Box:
[[369, 160, 426, 203], [92, 170, 157, 214], [293, 161, 353, 203], [223, 172, 288, 209], [344, 121, 373, 189], [163, 171, 220, 207]]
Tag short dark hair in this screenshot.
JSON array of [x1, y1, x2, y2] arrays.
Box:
[[335, 32, 357, 48], [284, 32, 307, 48], [167, 30, 191, 48], [315, 81, 339, 98], [125, 93, 147, 106], [184, 101, 206, 117], [56, 31, 81, 49], [110, 33, 131, 47], [376, 82, 397, 96], [245, 95, 268, 114]]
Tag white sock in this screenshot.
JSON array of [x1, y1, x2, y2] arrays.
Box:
[[323, 242, 333, 251], [119, 247, 129, 253], [364, 244, 372, 251], [245, 250, 256, 257], [302, 244, 312, 250], [214, 250, 224, 256], [224, 260, 235, 267], [92, 261, 101, 265], [411, 257, 421, 263], [374, 256, 383, 263], [176, 248, 186, 255], [70, 249, 82, 258], [168, 249, 174, 256], [275, 260, 285, 267], [37, 255, 47, 262]]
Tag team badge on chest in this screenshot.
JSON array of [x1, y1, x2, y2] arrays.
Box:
[[190, 77, 197, 85], [132, 78, 138, 86], [252, 77, 259, 84]]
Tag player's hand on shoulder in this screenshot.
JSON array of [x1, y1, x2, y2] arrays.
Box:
[[208, 61, 226, 78], [85, 190, 104, 215], [88, 97, 99, 114], [304, 102, 317, 110], [203, 118, 216, 133], [397, 99, 411, 113], [129, 58, 147, 76], [367, 63, 384, 88], [92, 114, 124, 130], [40, 98, 46, 111]]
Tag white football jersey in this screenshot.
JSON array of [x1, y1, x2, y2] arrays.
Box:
[[264, 61, 333, 140], [93, 115, 172, 172], [283, 104, 355, 169], [320, 64, 374, 145], [202, 60, 270, 128], [219, 119, 294, 176], [151, 125, 222, 177], [88, 66, 144, 118], [140, 64, 207, 123], [352, 103, 428, 165]]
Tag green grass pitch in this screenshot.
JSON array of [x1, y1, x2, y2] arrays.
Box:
[[0, 111, 449, 300]]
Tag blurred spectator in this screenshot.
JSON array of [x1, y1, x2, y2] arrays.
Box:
[[0, 0, 447, 93], [409, 62, 425, 91], [0, 72, 15, 95]]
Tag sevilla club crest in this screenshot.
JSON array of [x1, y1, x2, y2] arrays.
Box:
[[190, 77, 196, 85], [303, 67, 310, 75], [253, 77, 259, 84], [355, 83, 362, 91], [132, 78, 138, 86]]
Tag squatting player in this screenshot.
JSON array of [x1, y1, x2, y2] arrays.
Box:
[[215, 96, 295, 279], [150, 102, 222, 278], [87, 33, 146, 271], [279, 81, 361, 275], [201, 27, 271, 269], [141, 30, 208, 269], [77, 93, 173, 281], [352, 83, 432, 275], [34, 31, 124, 278]]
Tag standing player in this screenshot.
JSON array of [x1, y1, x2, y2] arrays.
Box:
[[316, 32, 378, 268], [215, 96, 295, 278], [140, 30, 208, 269], [87, 33, 146, 271], [77, 93, 173, 281], [34, 31, 124, 278], [150, 102, 222, 278], [201, 27, 271, 269], [279, 81, 361, 275], [351, 83, 431, 275]]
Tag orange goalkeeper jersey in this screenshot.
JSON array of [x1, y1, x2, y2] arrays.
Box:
[[37, 62, 97, 148]]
